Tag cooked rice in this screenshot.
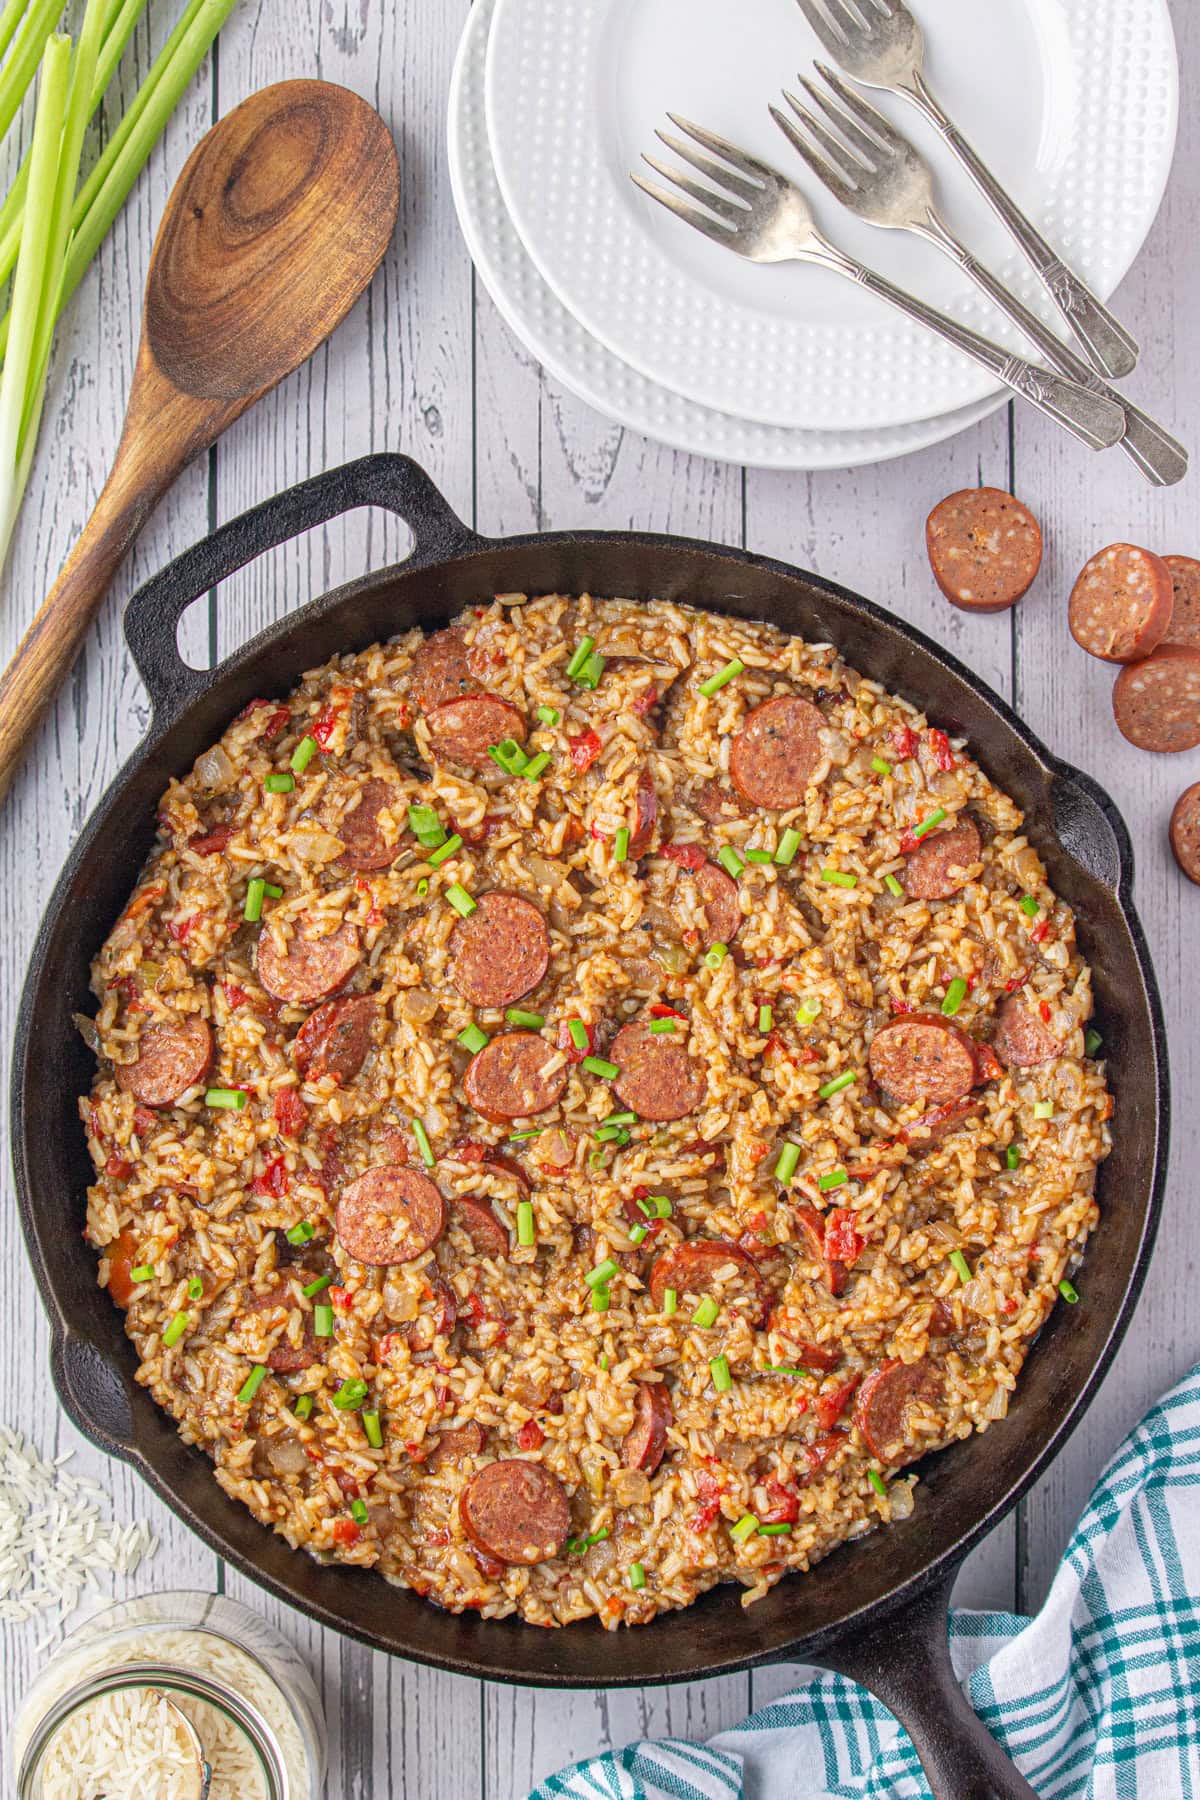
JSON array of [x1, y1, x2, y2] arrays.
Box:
[[77, 594, 1110, 1627]]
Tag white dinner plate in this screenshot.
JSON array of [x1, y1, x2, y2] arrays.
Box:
[[484, 0, 1178, 433], [448, 0, 1004, 474]]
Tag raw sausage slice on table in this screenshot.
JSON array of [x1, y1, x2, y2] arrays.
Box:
[[1169, 783, 1200, 885], [992, 996, 1060, 1069], [1068, 544, 1173, 663], [463, 1031, 567, 1119], [854, 1356, 943, 1465], [1112, 645, 1200, 753], [730, 695, 826, 809], [925, 488, 1043, 613], [449, 891, 550, 1009], [450, 1196, 510, 1260], [460, 1459, 571, 1564], [648, 1238, 769, 1323], [115, 1015, 212, 1106], [900, 817, 982, 900], [425, 694, 527, 770], [335, 1165, 445, 1265], [611, 1019, 705, 1122], [292, 994, 375, 1084], [331, 778, 404, 872], [622, 1381, 673, 1475], [411, 628, 480, 712], [257, 917, 362, 1005], [868, 1014, 980, 1106], [1163, 555, 1200, 649]]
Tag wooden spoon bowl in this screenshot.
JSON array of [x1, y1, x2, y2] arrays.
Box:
[[0, 79, 399, 802]]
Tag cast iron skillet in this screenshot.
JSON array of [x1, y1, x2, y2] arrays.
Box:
[[13, 455, 1169, 1800]]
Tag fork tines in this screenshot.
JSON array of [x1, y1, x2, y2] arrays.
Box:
[[631, 115, 769, 245], [794, 0, 896, 53], [773, 60, 907, 197]]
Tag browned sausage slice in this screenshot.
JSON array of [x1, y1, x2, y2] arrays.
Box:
[[693, 778, 744, 824], [450, 1196, 510, 1260], [627, 765, 658, 858], [427, 1421, 486, 1468], [789, 1204, 849, 1299], [899, 818, 982, 901], [115, 1015, 211, 1106], [426, 694, 527, 770], [692, 861, 741, 947], [257, 918, 362, 1005], [333, 779, 404, 872], [449, 891, 550, 1009], [1068, 544, 1173, 664], [463, 1032, 568, 1119], [925, 488, 1043, 613], [992, 997, 1060, 1069], [854, 1356, 943, 1465], [411, 628, 479, 712], [868, 1014, 979, 1106], [245, 1281, 320, 1373], [622, 1382, 673, 1475], [648, 1238, 769, 1323], [292, 994, 375, 1084], [335, 1165, 445, 1265], [1112, 645, 1200, 753], [460, 1459, 571, 1564], [611, 1019, 705, 1122], [730, 696, 826, 809], [1164, 555, 1200, 650], [1170, 782, 1200, 885]]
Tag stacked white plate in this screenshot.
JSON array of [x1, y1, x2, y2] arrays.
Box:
[[448, 0, 1178, 472]]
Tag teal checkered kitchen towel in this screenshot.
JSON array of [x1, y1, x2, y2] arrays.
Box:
[[530, 1360, 1200, 1800]]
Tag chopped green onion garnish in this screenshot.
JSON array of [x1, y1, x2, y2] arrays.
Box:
[[313, 1303, 334, 1337], [818, 1071, 856, 1101], [912, 807, 947, 840], [508, 1128, 542, 1142], [285, 1221, 315, 1246], [1019, 894, 1040, 918], [710, 1355, 733, 1393], [587, 1258, 620, 1290], [729, 1512, 758, 1542], [1059, 1278, 1079, 1304], [774, 828, 801, 866], [699, 658, 745, 698], [333, 1379, 368, 1411], [614, 827, 630, 864], [502, 1009, 544, 1032], [1034, 1100, 1054, 1120], [871, 756, 892, 776], [649, 1018, 676, 1034], [522, 751, 551, 780], [765, 1365, 815, 1379], [599, 1354, 609, 1372], [868, 1469, 888, 1498], [663, 1287, 678, 1315], [745, 848, 773, 864], [575, 651, 606, 689], [692, 1297, 719, 1329], [774, 1141, 801, 1184], [718, 845, 745, 879], [537, 705, 560, 726], [705, 942, 729, 968], [628, 1224, 648, 1245], [628, 1561, 647, 1590], [205, 1088, 246, 1111], [1085, 1028, 1103, 1057], [294, 1394, 314, 1421], [516, 1199, 535, 1247], [588, 1147, 607, 1170], [566, 1019, 590, 1050], [758, 1004, 773, 1033], [594, 1128, 627, 1154], [291, 735, 318, 774], [489, 738, 530, 776], [565, 635, 595, 680], [602, 1111, 636, 1127], [303, 1274, 333, 1298], [798, 995, 822, 1022], [759, 1522, 793, 1536], [263, 884, 282, 899], [1005, 1145, 1021, 1170], [648, 1195, 672, 1217], [130, 1265, 155, 1283], [818, 1168, 848, 1192], [243, 878, 267, 923], [942, 978, 968, 1017], [162, 1311, 189, 1348], [427, 834, 463, 867], [884, 873, 904, 898], [445, 884, 476, 917], [237, 1364, 268, 1405], [458, 1024, 489, 1054], [411, 1118, 436, 1168], [583, 1056, 619, 1079], [949, 1249, 972, 1285], [264, 772, 294, 794], [351, 1498, 370, 1525], [408, 803, 443, 843], [821, 868, 857, 888], [591, 1285, 610, 1312], [187, 1276, 204, 1301], [363, 1410, 383, 1448], [416, 879, 429, 898]]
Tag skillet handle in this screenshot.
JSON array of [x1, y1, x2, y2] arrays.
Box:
[[817, 1567, 1040, 1800], [124, 454, 483, 721]]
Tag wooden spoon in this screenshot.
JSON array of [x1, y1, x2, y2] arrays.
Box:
[[0, 78, 399, 802]]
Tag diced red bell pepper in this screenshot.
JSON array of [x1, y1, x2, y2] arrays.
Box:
[[331, 1518, 361, 1547], [331, 1285, 354, 1316], [517, 1419, 545, 1451], [188, 823, 235, 855], [824, 1208, 865, 1268], [105, 1154, 133, 1180], [568, 729, 602, 773], [251, 1154, 290, 1198], [760, 1475, 800, 1525], [815, 1377, 859, 1431], [891, 725, 919, 759], [662, 842, 707, 870], [927, 728, 955, 772], [272, 1088, 309, 1139]]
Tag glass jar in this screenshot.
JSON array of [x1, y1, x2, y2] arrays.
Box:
[[13, 1590, 326, 1800]]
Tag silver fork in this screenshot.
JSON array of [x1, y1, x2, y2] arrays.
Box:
[[774, 70, 1187, 485], [791, 0, 1138, 380], [632, 120, 1124, 454]]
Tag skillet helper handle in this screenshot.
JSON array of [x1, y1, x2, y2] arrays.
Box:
[[124, 453, 482, 721], [818, 1568, 1040, 1800]]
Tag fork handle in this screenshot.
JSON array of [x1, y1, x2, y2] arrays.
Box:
[[902, 68, 1139, 381], [820, 247, 1125, 451]]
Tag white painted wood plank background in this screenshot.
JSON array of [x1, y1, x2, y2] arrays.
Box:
[[1, 1, 1197, 1793]]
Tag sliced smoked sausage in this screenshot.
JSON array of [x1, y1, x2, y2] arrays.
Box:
[[245, 1280, 319, 1373], [1169, 782, 1200, 885], [1112, 645, 1200, 753], [115, 1015, 211, 1106], [868, 1014, 979, 1106], [463, 1032, 568, 1119], [1068, 544, 1173, 663], [1164, 555, 1200, 650], [426, 694, 527, 770], [411, 627, 479, 712], [450, 1196, 510, 1260], [257, 917, 361, 1005], [627, 765, 658, 858], [648, 1238, 769, 1323], [449, 891, 550, 1009], [926, 487, 1043, 613], [730, 695, 826, 810], [335, 1165, 445, 1265], [854, 1356, 943, 1465], [292, 995, 375, 1084], [992, 997, 1060, 1069], [693, 778, 744, 824], [622, 1382, 673, 1475], [900, 817, 982, 901], [692, 861, 741, 947], [331, 778, 404, 872], [611, 1019, 705, 1122], [459, 1459, 571, 1564], [428, 1421, 486, 1468]]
